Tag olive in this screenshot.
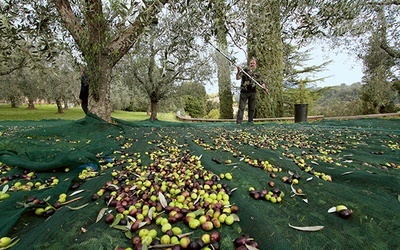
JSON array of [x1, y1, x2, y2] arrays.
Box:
[[338, 209, 353, 219]]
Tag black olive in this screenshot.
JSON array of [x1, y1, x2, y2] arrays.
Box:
[[338, 209, 353, 218]]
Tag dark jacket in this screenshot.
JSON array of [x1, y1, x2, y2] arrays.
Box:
[[240, 68, 260, 93], [79, 74, 89, 101]]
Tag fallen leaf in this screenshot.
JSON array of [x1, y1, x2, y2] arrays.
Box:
[[138, 221, 148, 229], [288, 224, 324, 231], [62, 196, 83, 205], [127, 215, 136, 224], [66, 203, 89, 210], [245, 244, 259, 250], [149, 244, 176, 249], [70, 189, 85, 196], [96, 208, 108, 223], [110, 213, 124, 228], [230, 187, 238, 193], [327, 206, 336, 213], [341, 171, 354, 176], [107, 196, 114, 207], [125, 230, 132, 239], [2, 184, 9, 194], [81, 227, 87, 233], [111, 225, 130, 231], [291, 184, 305, 196], [231, 213, 240, 221], [107, 184, 120, 190], [158, 192, 167, 208], [194, 195, 201, 205], [177, 232, 194, 239]]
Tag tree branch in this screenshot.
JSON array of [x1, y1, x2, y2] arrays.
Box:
[[53, 0, 84, 49], [380, 43, 400, 58], [108, 0, 169, 66]]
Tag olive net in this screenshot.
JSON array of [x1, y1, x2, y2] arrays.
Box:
[[0, 115, 399, 250]]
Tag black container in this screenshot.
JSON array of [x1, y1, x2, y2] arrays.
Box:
[[294, 104, 308, 123]]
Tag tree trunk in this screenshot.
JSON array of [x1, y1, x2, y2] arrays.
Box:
[[10, 96, 18, 108], [150, 100, 158, 121], [27, 99, 35, 109], [87, 61, 113, 122], [56, 97, 64, 113], [63, 99, 69, 110], [247, 0, 284, 118], [214, 0, 233, 119]]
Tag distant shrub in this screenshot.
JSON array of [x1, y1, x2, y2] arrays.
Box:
[[204, 109, 219, 119]]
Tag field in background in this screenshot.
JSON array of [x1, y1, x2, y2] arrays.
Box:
[[0, 104, 178, 122]]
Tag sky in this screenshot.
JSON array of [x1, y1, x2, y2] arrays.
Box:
[[205, 46, 364, 94], [306, 47, 364, 87]]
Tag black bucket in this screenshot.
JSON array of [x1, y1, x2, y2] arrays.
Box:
[[294, 104, 308, 123]]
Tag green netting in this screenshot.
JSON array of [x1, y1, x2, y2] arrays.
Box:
[[0, 116, 399, 250]]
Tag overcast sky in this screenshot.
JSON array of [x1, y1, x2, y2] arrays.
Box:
[[307, 48, 363, 88]]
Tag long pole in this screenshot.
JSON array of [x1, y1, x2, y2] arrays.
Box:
[[209, 43, 268, 92], [208, 41, 278, 120]]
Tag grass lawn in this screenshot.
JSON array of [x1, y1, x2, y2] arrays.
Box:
[[0, 104, 179, 122]]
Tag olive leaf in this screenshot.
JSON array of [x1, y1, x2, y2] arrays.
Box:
[[149, 244, 176, 249], [124, 230, 132, 239], [2, 184, 9, 194], [245, 244, 259, 250], [62, 196, 83, 205], [327, 206, 337, 213], [127, 215, 136, 224], [231, 213, 240, 222], [138, 221, 148, 229], [288, 224, 324, 231], [107, 196, 114, 207], [291, 184, 305, 196], [193, 208, 204, 217], [193, 195, 201, 205], [177, 232, 194, 239], [111, 225, 130, 231], [96, 208, 108, 223], [70, 189, 85, 196], [341, 171, 354, 176], [66, 203, 89, 210], [107, 184, 120, 190], [158, 192, 167, 208]]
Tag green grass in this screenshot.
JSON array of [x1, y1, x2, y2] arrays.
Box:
[[0, 104, 179, 122]]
